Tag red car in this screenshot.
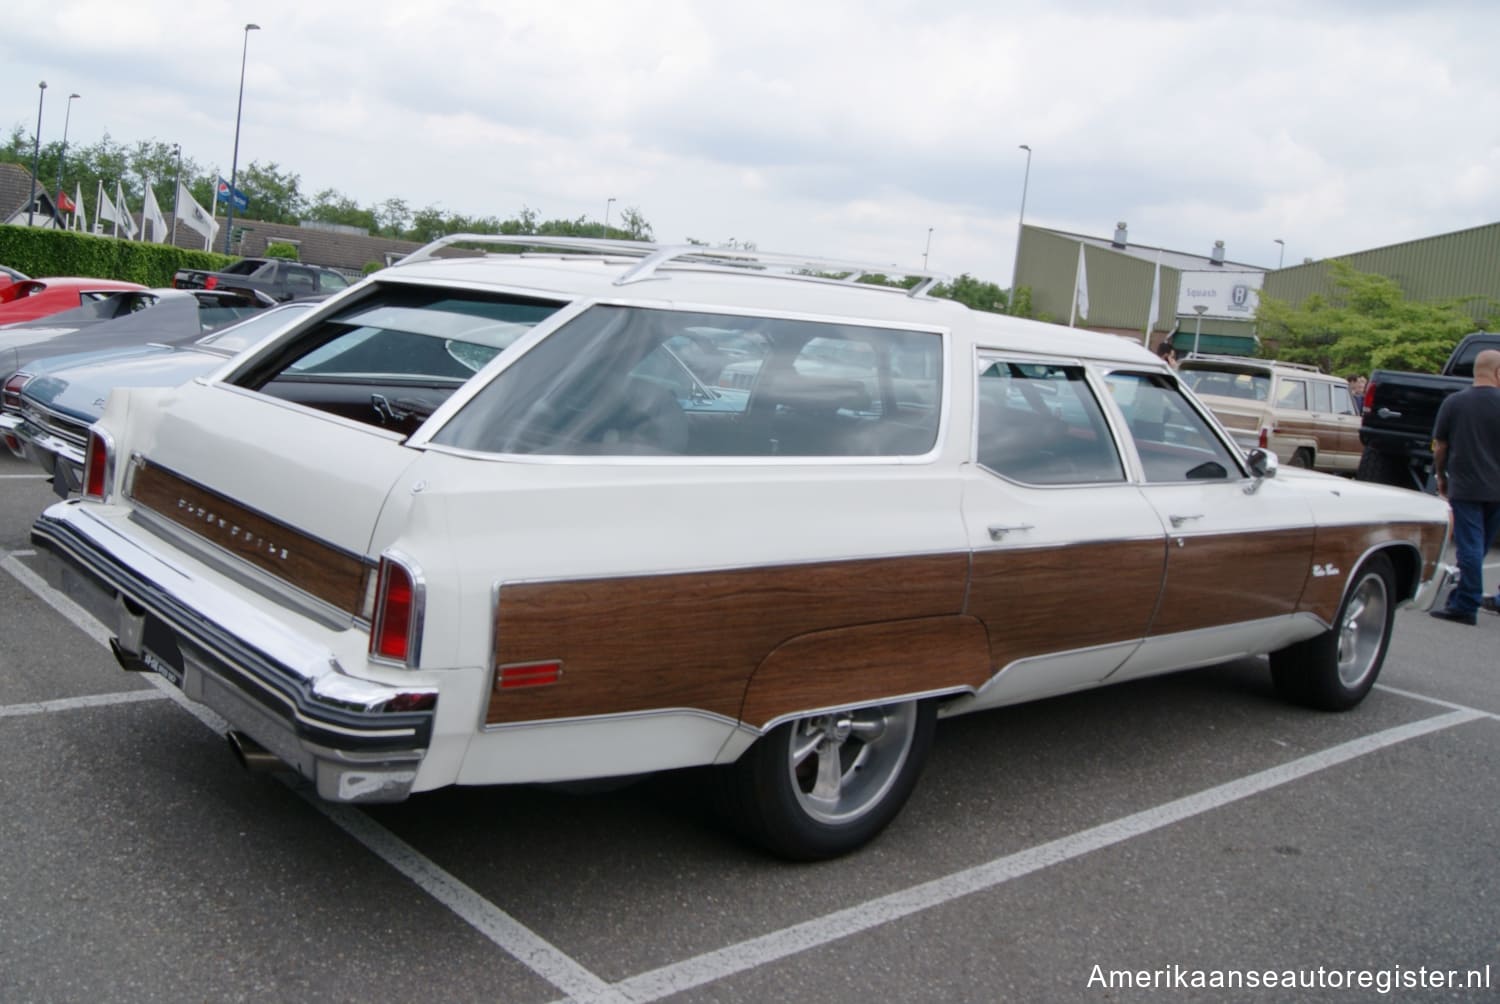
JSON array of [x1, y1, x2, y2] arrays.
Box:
[[0, 277, 149, 325]]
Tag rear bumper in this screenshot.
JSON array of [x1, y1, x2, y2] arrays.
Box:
[[1412, 527, 1459, 613], [0, 410, 84, 494], [32, 501, 436, 802]]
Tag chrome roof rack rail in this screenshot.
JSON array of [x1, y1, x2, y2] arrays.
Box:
[[394, 234, 949, 298]]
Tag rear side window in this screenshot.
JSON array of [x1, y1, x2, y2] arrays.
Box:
[[1275, 379, 1308, 410], [1311, 381, 1332, 412], [976, 360, 1123, 485], [432, 305, 943, 457], [232, 286, 565, 434]]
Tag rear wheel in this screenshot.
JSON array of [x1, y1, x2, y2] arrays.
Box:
[[1271, 554, 1395, 710], [1355, 447, 1409, 488], [720, 700, 936, 860], [1289, 447, 1314, 469]]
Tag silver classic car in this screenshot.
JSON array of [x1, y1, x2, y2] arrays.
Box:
[[31, 237, 1454, 859]]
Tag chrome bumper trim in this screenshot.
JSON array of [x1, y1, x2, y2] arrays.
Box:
[[32, 502, 434, 802]]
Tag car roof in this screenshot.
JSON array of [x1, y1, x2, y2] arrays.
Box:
[[380, 237, 1161, 368]]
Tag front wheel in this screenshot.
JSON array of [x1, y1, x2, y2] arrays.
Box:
[[719, 700, 936, 860], [1271, 554, 1396, 710]]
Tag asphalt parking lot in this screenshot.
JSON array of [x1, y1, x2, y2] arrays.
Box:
[[2, 449, 1497, 1003]]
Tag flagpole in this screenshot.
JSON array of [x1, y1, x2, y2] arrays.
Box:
[[1069, 243, 1083, 327], [170, 143, 181, 246]]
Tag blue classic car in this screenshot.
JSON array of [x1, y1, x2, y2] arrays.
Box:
[[2, 299, 322, 494]]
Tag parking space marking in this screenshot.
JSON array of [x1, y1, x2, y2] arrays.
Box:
[[0, 689, 170, 718], [1376, 683, 1500, 720], [6, 547, 1493, 1004], [598, 708, 1487, 1004], [0, 474, 49, 480]]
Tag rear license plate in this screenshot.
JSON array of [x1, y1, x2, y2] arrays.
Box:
[[139, 616, 185, 688]]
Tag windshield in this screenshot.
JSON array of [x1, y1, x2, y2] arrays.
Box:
[[198, 302, 321, 354]]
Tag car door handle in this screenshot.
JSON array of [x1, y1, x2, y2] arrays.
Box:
[[1169, 513, 1204, 528], [1376, 407, 1402, 419], [988, 523, 1035, 541]]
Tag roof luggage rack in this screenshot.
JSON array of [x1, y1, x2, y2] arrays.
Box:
[[394, 234, 950, 297]]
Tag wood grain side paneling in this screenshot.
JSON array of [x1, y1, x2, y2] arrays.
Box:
[[1149, 527, 1315, 636], [966, 538, 1165, 667], [739, 615, 992, 729], [1297, 521, 1448, 623], [130, 460, 371, 616], [487, 553, 969, 726]]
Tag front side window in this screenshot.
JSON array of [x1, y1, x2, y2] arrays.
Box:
[[1104, 372, 1242, 482], [1331, 384, 1356, 415], [433, 306, 943, 457], [976, 360, 1123, 485]]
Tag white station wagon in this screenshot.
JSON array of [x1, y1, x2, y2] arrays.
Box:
[[33, 238, 1453, 859]]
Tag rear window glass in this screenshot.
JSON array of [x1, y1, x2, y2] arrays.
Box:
[[432, 305, 943, 457], [1179, 365, 1270, 401]]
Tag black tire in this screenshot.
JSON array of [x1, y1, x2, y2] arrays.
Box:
[[719, 700, 936, 860], [1355, 447, 1409, 488], [1271, 554, 1396, 711], [1289, 447, 1314, 469]]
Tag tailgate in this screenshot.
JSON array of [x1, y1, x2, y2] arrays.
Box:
[[124, 380, 422, 610]]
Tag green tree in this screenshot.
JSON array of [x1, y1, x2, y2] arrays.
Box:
[[263, 241, 299, 260], [1256, 260, 1486, 374], [931, 273, 1008, 314], [306, 187, 377, 231], [236, 161, 304, 224]]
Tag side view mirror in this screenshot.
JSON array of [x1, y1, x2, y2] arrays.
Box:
[[1245, 447, 1279, 480]]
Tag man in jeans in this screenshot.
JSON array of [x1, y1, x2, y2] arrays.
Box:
[[1430, 349, 1500, 625]]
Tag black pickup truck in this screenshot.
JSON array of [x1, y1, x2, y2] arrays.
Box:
[[172, 257, 351, 302], [1356, 331, 1500, 489]]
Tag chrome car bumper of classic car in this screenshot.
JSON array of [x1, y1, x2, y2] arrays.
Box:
[[31, 501, 437, 803], [0, 409, 86, 494]]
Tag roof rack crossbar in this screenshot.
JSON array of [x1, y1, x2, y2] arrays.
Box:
[[394, 234, 949, 298]]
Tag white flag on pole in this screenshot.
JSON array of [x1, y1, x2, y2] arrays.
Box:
[[96, 184, 118, 235], [142, 182, 168, 243], [115, 181, 139, 239], [175, 181, 220, 244], [1070, 242, 1089, 325], [73, 182, 88, 233], [1143, 250, 1161, 344]]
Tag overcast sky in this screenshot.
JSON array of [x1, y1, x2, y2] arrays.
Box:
[[4, 1, 1497, 283]]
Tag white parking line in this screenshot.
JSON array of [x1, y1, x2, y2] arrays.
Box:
[[3, 547, 1494, 1004], [0, 689, 169, 718], [0, 474, 49, 480], [594, 709, 1486, 1004]]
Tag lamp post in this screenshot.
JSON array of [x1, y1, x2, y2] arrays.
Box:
[[1273, 238, 1285, 270], [1192, 303, 1208, 357], [1010, 143, 1031, 313], [28, 81, 47, 227], [603, 196, 616, 238], [55, 92, 80, 195], [224, 23, 260, 254], [170, 143, 182, 246], [922, 227, 933, 270]]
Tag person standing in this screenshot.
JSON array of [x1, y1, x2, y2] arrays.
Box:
[[1348, 374, 1367, 415], [1429, 349, 1500, 624]]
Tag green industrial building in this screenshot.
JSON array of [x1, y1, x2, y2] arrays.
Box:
[[1015, 219, 1500, 356]]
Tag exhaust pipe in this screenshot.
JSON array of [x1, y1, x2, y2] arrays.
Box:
[[226, 731, 283, 773]]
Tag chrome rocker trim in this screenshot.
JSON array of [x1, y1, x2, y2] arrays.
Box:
[[31, 501, 434, 803]]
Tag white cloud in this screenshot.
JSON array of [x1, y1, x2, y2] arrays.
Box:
[[2, 0, 1497, 283]]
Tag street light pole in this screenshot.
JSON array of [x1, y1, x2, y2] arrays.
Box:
[[28, 81, 47, 227], [224, 23, 260, 254], [56, 92, 80, 195], [1192, 303, 1208, 357], [1010, 143, 1031, 313], [923, 226, 933, 270], [604, 197, 616, 238], [1273, 238, 1285, 270]]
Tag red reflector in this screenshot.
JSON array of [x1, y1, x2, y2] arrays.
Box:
[[372, 560, 414, 661], [383, 692, 436, 713], [498, 661, 562, 689], [1258, 427, 1269, 449], [204, 275, 218, 289]]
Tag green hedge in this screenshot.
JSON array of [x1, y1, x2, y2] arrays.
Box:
[[0, 224, 236, 287]]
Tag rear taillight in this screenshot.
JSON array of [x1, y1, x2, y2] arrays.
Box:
[[203, 275, 218, 290], [1363, 381, 1375, 413], [1258, 426, 1269, 449], [2, 371, 29, 411], [369, 553, 424, 666], [82, 427, 115, 501]]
